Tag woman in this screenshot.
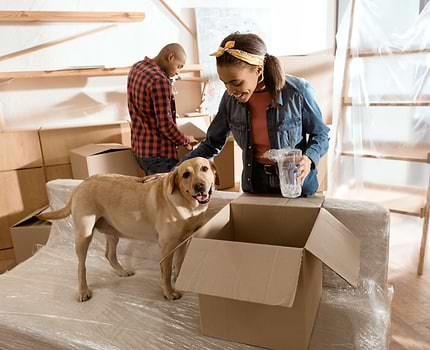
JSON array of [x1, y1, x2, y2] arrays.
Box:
[[182, 33, 329, 196]]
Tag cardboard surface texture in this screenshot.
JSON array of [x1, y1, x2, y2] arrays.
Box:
[[10, 207, 51, 264], [70, 143, 139, 179], [39, 121, 131, 166], [177, 120, 235, 190], [176, 195, 360, 350]]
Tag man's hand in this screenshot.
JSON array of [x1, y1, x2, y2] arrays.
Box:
[[187, 135, 199, 146], [185, 135, 199, 150], [296, 155, 312, 183]]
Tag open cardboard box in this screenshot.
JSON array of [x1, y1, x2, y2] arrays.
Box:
[[176, 195, 360, 350], [177, 121, 235, 190], [70, 143, 139, 179], [10, 207, 52, 264]]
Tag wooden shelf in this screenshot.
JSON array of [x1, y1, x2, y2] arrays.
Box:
[[341, 143, 429, 163], [344, 97, 430, 106], [0, 11, 145, 22], [349, 47, 430, 58], [176, 76, 208, 83], [334, 183, 427, 217], [0, 64, 202, 80]]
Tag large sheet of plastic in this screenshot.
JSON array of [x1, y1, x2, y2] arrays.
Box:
[[329, 1, 430, 200], [0, 179, 392, 349]]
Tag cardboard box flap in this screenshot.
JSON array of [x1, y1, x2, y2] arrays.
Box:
[[305, 208, 360, 286], [233, 194, 324, 208], [12, 206, 49, 227], [70, 143, 129, 157], [176, 238, 303, 307], [177, 122, 206, 141]]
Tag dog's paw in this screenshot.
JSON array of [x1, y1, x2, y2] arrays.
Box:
[[78, 289, 92, 302], [118, 269, 135, 277], [163, 289, 182, 301]]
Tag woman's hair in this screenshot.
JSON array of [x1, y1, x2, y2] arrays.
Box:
[[216, 32, 285, 101]]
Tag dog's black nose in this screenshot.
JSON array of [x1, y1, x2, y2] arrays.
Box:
[[193, 182, 205, 193]]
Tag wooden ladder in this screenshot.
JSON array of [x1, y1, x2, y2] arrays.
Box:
[[336, 0, 430, 275]]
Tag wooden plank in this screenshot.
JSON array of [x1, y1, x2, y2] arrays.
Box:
[[39, 121, 130, 166], [0, 11, 145, 22], [417, 175, 430, 275], [0, 168, 48, 249], [341, 144, 429, 164], [177, 76, 208, 83], [159, 0, 196, 39], [334, 0, 356, 158], [351, 47, 430, 58], [0, 129, 42, 171], [0, 64, 201, 80], [344, 97, 430, 106], [0, 24, 116, 62]]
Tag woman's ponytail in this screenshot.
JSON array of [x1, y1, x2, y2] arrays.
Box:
[[263, 54, 285, 101]]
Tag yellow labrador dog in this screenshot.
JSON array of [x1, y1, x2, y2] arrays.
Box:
[[39, 157, 218, 302]]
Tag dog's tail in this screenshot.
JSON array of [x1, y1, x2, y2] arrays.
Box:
[[37, 193, 73, 221]]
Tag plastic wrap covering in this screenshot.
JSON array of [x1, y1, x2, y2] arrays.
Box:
[[329, 1, 430, 207], [0, 180, 391, 349], [310, 280, 393, 350], [322, 198, 390, 289]]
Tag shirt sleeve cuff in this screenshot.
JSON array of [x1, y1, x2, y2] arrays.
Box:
[[305, 149, 320, 169]]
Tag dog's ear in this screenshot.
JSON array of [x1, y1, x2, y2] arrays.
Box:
[[167, 168, 179, 195], [210, 160, 220, 186]]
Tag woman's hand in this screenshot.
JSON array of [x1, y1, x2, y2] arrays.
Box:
[[296, 155, 312, 183]]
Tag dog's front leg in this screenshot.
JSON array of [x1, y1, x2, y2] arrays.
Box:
[[159, 239, 182, 301], [172, 240, 190, 283]]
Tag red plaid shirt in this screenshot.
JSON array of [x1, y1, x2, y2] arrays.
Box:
[[127, 57, 189, 159]]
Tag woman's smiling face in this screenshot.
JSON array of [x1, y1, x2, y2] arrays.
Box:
[[217, 64, 262, 103]]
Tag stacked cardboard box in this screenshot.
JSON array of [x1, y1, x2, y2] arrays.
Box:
[[0, 121, 131, 269]]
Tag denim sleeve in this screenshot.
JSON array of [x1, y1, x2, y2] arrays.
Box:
[[301, 82, 330, 167], [180, 92, 231, 162]]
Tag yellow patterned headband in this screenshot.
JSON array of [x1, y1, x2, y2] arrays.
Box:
[[210, 40, 265, 66]]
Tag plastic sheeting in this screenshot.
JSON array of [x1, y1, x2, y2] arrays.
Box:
[[329, 1, 430, 202], [0, 179, 392, 349]]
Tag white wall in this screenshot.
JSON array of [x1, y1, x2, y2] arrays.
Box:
[[0, 0, 336, 130], [0, 0, 200, 129]]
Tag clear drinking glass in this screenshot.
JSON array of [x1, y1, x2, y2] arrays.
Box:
[[277, 149, 302, 198]]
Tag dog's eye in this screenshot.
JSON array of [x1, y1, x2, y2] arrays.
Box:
[[182, 171, 190, 179], [201, 166, 208, 172]]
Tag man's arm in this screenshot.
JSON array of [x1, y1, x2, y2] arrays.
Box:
[[151, 79, 190, 146]]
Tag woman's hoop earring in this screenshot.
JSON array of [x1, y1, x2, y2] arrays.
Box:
[[258, 71, 264, 84]]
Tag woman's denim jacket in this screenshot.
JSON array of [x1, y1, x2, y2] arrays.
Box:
[[182, 75, 330, 192]]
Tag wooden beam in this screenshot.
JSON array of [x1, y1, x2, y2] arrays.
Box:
[[343, 97, 430, 106], [0, 64, 201, 80], [341, 143, 429, 164], [350, 47, 430, 58], [0, 24, 116, 62], [0, 11, 145, 22], [341, 151, 429, 164], [417, 174, 430, 275], [159, 0, 196, 39], [176, 76, 208, 83]]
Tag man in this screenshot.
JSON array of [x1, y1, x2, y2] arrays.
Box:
[[128, 43, 194, 175]]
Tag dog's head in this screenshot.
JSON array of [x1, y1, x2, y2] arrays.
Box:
[[167, 157, 219, 206]]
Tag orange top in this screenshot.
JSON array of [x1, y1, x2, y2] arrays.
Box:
[[247, 90, 274, 164]]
